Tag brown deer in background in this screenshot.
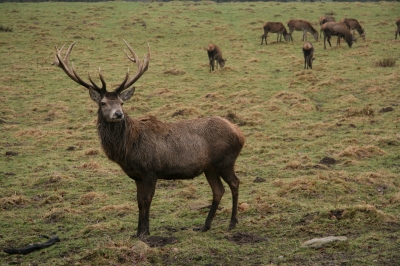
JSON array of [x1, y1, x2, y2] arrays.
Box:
[[53, 40, 245, 238], [339, 18, 367, 40], [287, 19, 318, 42], [395, 18, 400, 39], [319, 15, 336, 38], [321, 22, 359, 49], [302, 42, 314, 70], [207, 44, 226, 72], [261, 22, 290, 45]]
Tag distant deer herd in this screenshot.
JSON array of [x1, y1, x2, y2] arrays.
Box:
[[207, 15, 400, 72], [53, 15, 399, 239], [206, 15, 400, 72]]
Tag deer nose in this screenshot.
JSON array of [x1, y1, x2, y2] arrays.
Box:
[[115, 110, 123, 119]]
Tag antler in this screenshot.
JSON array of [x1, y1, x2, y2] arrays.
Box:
[[53, 42, 106, 94], [114, 39, 150, 93]]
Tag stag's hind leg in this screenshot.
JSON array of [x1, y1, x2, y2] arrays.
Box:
[[219, 168, 240, 230], [202, 168, 225, 232]]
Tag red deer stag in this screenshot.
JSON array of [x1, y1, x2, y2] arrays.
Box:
[[339, 18, 367, 40], [261, 22, 290, 45], [207, 44, 226, 72], [302, 42, 314, 70], [319, 15, 336, 38], [321, 22, 361, 49], [395, 18, 400, 39], [53, 40, 245, 238], [287, 19, 318, 42]]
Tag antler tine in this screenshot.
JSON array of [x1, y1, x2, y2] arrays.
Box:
[[88, 68, 106, 92], [362, 29, 367, 36], [53, 42, 106, 94], [114, 39, 150, 93]]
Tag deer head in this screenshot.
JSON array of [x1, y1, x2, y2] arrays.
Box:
[[352, 30, 366, 43], [283, 33, 290, 42], [53, 39, 150, 122]]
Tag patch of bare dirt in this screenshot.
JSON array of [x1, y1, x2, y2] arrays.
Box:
[[144, 236, 177, 247], [226, 232, 268, 245]]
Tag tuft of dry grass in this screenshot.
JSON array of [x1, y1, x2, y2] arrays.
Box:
[[374, 58, 396, 67], [78, 161, 102, 170], [163, 68, 186, 75], [345, 106, 375, 117], [0, 194, 30, 209], [337, 145, 386, 159], [79, 192, 108, 205]]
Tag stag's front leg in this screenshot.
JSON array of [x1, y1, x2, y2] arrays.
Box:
[[135, 176, 157, 238]]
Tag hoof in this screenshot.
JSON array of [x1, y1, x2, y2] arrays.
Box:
[[193, 225, 210, 232], [136, 231, 150, 240], [229, 220, 238, 230]]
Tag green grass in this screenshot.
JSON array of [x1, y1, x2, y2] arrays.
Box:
[[1, 1, 400, 265]]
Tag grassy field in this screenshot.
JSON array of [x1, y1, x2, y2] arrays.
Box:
[[1, 1, 399, 265]]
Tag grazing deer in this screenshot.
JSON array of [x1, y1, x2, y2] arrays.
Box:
[[302, 42, 314, 70], [287, 19, 318, 42], [319, 15, 336, 38], [207, 44, 226, 72], [395, 18, 400, 39], [261, 22, 290, 45], [53, 40, 245, 238], [321, 22, 360, 49], [339, 18, 366, 40]]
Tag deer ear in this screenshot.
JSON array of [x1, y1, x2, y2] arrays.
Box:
[[89, 88, 101, 103], [120, 87, 135, 101]]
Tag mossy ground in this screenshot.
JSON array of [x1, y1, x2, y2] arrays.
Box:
[[0, 1, 399, 265]]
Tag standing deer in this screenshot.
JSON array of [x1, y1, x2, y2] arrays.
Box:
[[287, 19, 318, 42], [261, 22, 290, 45], [302, 42, 314, 70], [395, 18, 400, 39], [207, 44, 226, 72], [321, 22, 359, 49], [339, 18, 366, 40], [319, 15, 336, 38], [53, 40, 245, 238]]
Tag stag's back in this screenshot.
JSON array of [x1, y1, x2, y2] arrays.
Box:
[[263, 22, 286, 33], [115, 116, 244, 179], [319, 15, 336, 25]]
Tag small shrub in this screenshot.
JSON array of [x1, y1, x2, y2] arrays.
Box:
[[375, 58, 396, 67]]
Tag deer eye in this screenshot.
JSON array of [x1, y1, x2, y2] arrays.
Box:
[[100, 102, 107, 107], [121, 102, 124, 106]]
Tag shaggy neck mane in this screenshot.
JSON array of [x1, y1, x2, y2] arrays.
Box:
[[97, 111, 138, 162]]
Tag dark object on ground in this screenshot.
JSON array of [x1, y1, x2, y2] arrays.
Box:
[[319, 157, 337, 165], [380, 107, 394, 113], [3, 235, 60, 255], [253, 177, 266, 183]]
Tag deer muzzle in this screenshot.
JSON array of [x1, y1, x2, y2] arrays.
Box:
[[107, 109, 124, 122], [114, 110, 124, 119]]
